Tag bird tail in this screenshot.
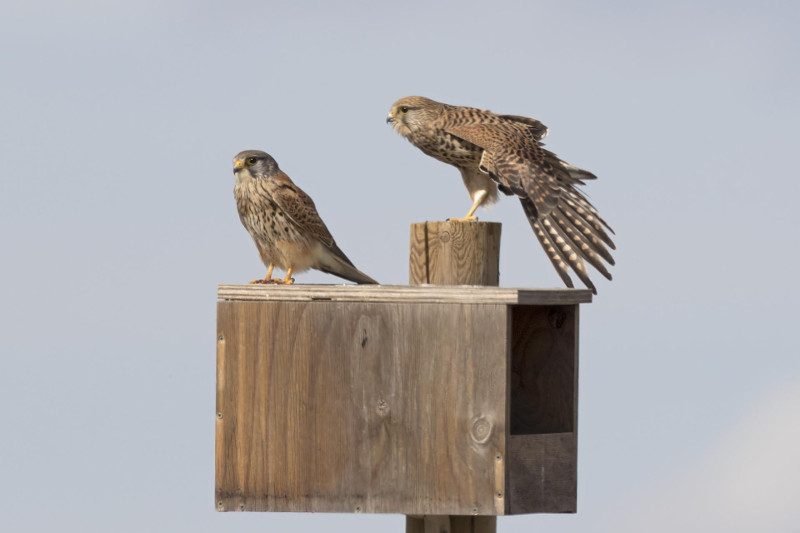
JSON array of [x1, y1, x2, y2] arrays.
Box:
[[522, 192, 614, 294], [317, 243, 379, 284]]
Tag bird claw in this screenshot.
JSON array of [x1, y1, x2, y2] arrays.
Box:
[[249, 278, 283, 285], [447, 215, 478, 222]]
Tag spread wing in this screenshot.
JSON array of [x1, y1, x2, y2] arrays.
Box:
[[442, 119, 564, 218], [443, 113, 615, 293]]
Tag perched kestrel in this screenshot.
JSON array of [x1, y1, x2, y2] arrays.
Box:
[[387, 96, 615, 293], [233, 150, 378, 285]]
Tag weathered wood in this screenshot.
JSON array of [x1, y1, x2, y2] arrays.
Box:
[[406, 515, 497, 533], [409, 221, 501, 286], [216, 300, 508, 514], [215, 220, 584, 520], [507, 305, 579, 513], [507, 434, 577, 514], [218, 284, 592, 305], [407, 221, 503, 530], [510, 305, 576, 435]]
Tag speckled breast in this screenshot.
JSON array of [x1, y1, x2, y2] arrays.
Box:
[[234, 181, 307, 264]]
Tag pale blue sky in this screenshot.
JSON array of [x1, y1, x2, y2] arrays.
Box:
[[1, 1, 798, 531]]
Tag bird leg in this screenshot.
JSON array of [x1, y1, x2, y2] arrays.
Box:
[[272, 267, 295, 285], [449, 190, 487, 222], [249, 263, 282, 284]]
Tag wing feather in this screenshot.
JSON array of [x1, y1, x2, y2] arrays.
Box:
[[271, 179, 336, 249], [441, 112, 611, 292]]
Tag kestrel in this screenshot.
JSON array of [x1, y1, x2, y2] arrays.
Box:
[[233, 150, 378, 285], [387, 96, 615, 294]]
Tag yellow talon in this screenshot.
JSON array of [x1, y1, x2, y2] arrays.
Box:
[[448, 191, 487, 222], [249, 263, 279, 284], [246, 265, 294, 285], [270, 268, 295, 285], [447, 215, 479, 222]]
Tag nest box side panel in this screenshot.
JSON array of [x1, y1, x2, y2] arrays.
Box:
[[215, 300, 509, 515]]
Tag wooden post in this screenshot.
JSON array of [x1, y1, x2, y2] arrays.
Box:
[[409, 221, 501, 286], [407, 220, 502, 533], [405, 515, 496, 533]]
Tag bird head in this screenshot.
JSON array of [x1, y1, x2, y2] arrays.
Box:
[[233, 150, 280, 182], [386, 96, 443, 137]]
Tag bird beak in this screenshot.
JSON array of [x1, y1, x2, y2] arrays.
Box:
[[386, 114, 394, 124], [233, 159, 244, 172]]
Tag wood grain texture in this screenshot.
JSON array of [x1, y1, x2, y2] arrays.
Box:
[[409, 221, 501, 286], [406, 220, 503, 528], [218, 284, 592, 306], [505, 305, 579, 513], [215, 220, 583, 518], [215, 300, 508, 515], [506, 434, 577, 514], [510, 305, 576, 435]]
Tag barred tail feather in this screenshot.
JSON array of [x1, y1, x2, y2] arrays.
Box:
[[541, 215, 597, 293], [561, 202, 616, 264], [522, 197, 611, 294], [553, 208, 613, 280], [523, 199, 578, 290], [564, 191, 615, 238]]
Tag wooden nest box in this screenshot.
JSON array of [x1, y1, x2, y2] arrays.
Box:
[[215, 222, 592, 520]]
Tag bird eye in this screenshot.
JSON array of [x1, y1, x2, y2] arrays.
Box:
[[400, 106, 409, 113], [246, 157, 257, 165]]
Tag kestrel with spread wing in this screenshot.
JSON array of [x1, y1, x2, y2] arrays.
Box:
[[387, 96, 614, 293], [233, 150, 378, 285]]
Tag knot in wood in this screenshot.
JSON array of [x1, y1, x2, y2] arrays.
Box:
[[376, 398, 390, 417], [439, 230, 451, 243], [470, 416, 492, 444]]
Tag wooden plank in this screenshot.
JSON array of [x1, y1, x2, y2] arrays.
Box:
[[506, 434, 577, 514], [215, 299, 508, 515], [217, 284, 592, 306], [510, 305, 577, 435], [407, 221, 503, 529], [505, 304, 579, 514], [409, 221, 501, 286]]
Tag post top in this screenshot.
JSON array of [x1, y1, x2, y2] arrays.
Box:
[[217, 284, 592, 305]]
